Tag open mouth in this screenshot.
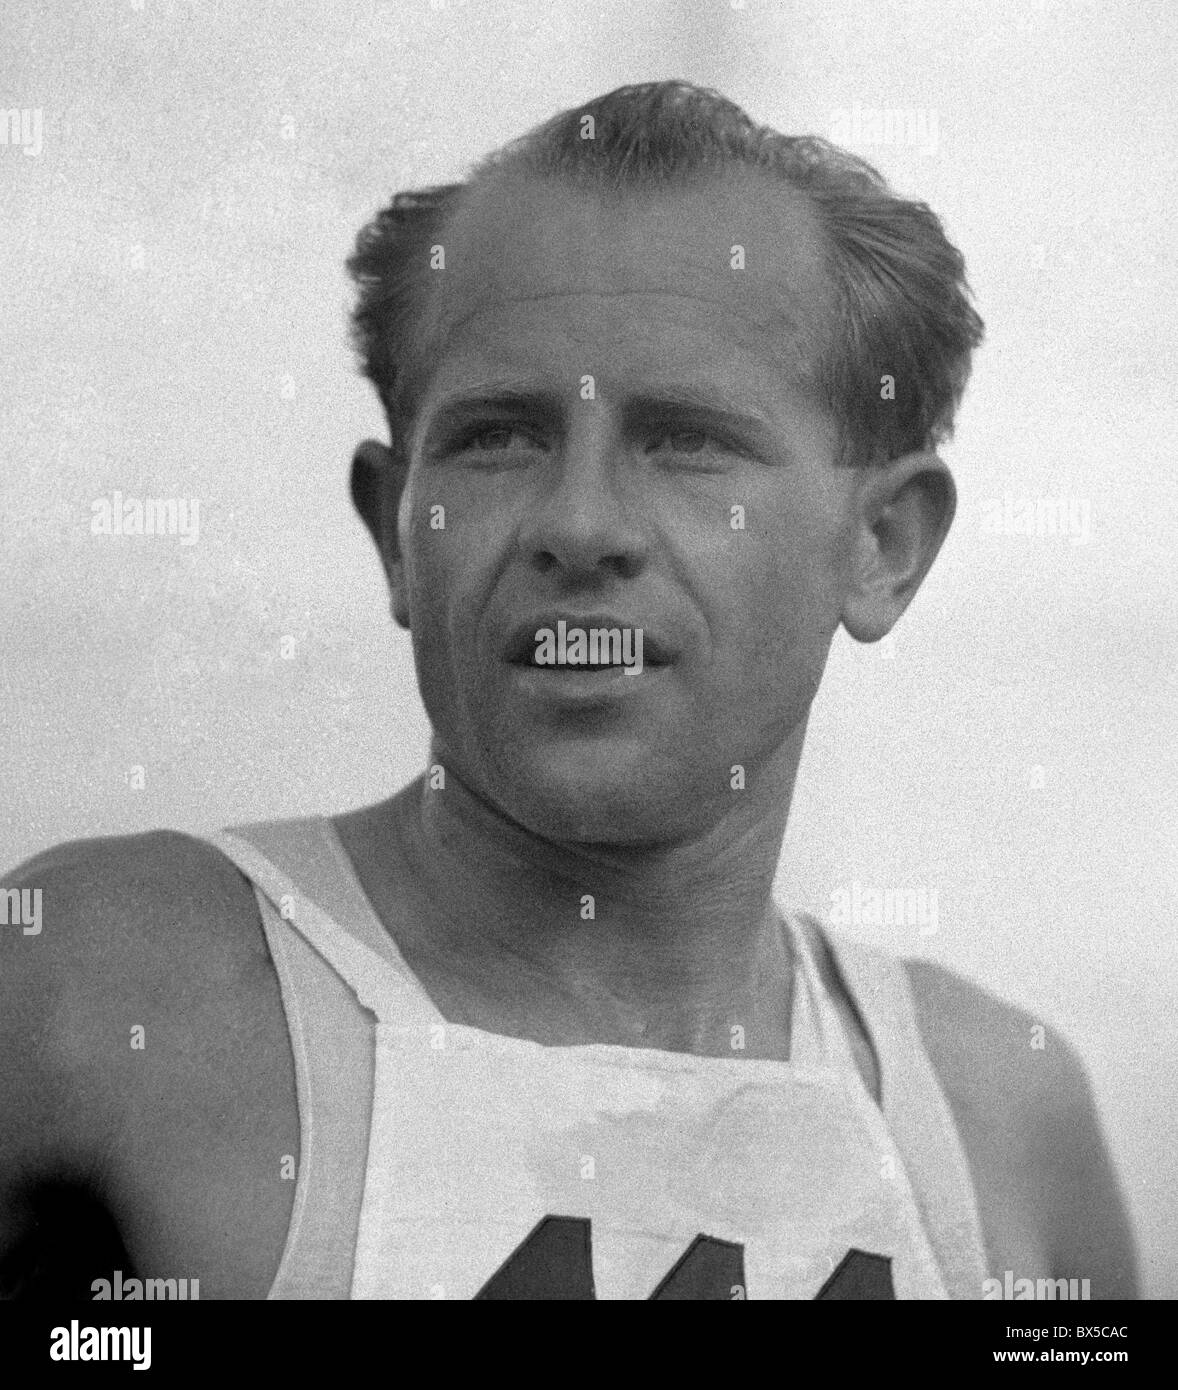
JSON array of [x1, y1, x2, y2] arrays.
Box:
[[503, 615, 674, 670], [509, 650, 668, 671], [515, 658, 657, 672]]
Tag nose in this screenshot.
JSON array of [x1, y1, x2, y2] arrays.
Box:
[[516, 413, 649, 583]]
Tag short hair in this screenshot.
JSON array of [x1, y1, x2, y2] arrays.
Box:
[[347, 81, 984, 468]]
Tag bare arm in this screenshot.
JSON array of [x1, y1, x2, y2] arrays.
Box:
[[907, 958, 1138, 1299], [0, 830, 283, 1298], [0, 838, 126, 1295], [1038, 1027, 1139, 1298]]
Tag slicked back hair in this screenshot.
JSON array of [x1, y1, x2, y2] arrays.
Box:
[[347, 81, 984, 468]]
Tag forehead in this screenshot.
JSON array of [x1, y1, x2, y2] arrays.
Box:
[[417, 168, 832, 398]]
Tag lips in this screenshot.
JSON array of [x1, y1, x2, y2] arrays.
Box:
[[503, 614, 674, 667]]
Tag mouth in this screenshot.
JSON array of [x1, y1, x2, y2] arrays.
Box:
[[503, 614, 674, 671], [505, 658, 671, 707]]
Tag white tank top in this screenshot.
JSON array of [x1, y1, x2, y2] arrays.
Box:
[[208, 818, 988, 1299]]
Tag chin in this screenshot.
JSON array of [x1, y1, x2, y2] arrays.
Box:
[[491, 745, 710, 847]]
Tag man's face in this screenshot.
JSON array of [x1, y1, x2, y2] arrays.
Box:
[[392, 167, 861, 845]]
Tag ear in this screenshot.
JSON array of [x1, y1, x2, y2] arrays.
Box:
[[350, 438, 411, 629], [841, 451, 956, 644]]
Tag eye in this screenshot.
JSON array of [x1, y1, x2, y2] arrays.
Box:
[[648, 429, 710, 455], [453, 423, 544, 455], [644, 427, 739, 468]]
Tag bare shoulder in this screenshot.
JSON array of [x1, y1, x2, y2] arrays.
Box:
[[0, 829, 269, 1186], [904, 957, 1138, 1298], [2, 827, 270, 1017], [904, 956, 1075, 1114]]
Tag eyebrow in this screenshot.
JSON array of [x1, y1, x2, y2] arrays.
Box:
[[623, 386, 775, 439], [421, 382, 777, 441]]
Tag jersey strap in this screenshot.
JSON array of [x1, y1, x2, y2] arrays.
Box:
[[816, 924, 990, 1300]]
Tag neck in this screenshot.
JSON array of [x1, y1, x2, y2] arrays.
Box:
[[354, 739, 804, 1058]]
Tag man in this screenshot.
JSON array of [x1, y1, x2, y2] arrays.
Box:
[[0, 82, 1136, 1300]]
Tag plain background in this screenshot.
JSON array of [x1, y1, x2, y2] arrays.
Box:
[[2, 0, 1175, 1297]]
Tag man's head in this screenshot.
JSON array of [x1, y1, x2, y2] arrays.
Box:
[[345, 82, 983, 846]]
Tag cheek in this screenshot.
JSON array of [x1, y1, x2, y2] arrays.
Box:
[[399, 476, 465, 620], [744, 562, 822, 688], [742, 503, 843, 637], [704, 514, 843, 713], [398, 488, 460, 687], [400, 481, 506, 706]]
